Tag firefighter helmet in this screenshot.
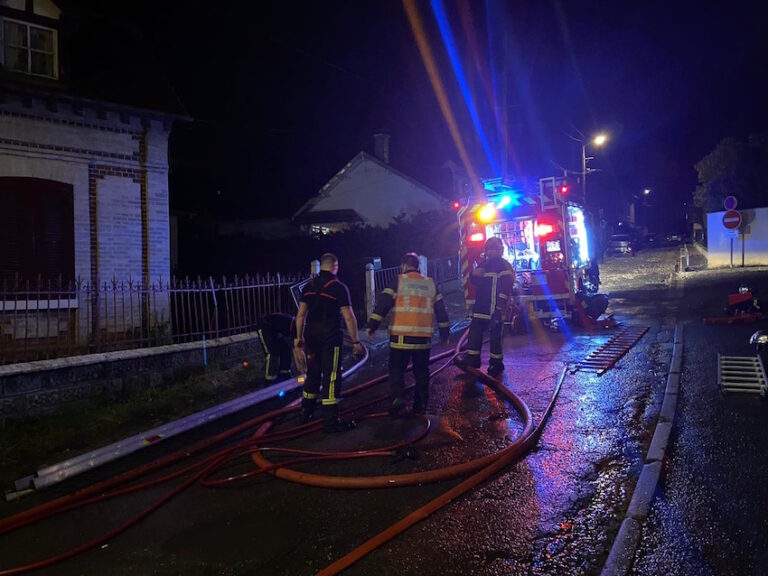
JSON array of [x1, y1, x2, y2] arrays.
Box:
[[484, 237, 503, 253]]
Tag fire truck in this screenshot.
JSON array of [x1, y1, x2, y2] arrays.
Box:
[[456, 176, 593, 325]]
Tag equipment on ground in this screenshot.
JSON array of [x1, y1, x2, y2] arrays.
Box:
[[718, 354, 767, 396], [703, 285, 763, 325], [750, 330, 768, 352], [571, 325, 649, 375]]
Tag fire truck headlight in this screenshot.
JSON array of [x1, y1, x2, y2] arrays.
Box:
[[478, 203, 497, 222]]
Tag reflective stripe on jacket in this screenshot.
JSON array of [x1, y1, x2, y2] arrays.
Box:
[[390, 272, 436, 338], [470, 257, 515, 319]]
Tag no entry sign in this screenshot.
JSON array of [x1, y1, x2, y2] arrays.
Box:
[[722, 210, 742, 230]]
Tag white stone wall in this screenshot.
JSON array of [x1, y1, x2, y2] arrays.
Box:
[[0, 96, 173, 283], [0, 94, 175, 339], [706, 207, 768, 267], [97, 175, 143, 281]]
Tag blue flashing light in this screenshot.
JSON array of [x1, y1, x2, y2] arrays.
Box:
[[278, 390, 285, 397], [489, 190, 523, 208], [430, 0, 499, 174]]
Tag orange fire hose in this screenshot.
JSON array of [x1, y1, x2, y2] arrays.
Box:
[[0, 330, 565, 576]]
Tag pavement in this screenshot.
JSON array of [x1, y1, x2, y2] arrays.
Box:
[[630, 256, 768, 576], [3, 246, 760, 576]]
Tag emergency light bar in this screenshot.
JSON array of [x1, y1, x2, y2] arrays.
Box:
[[534, 223, 554, 237], [469, 232, 485, 242], [477, 203, 497, 222]]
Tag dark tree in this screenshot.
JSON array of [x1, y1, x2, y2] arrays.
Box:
[[693, 134, 768, 212]]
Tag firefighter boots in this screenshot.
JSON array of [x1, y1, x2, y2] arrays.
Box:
[[388, 397, 406, 418], [299, 399, 315, 424], [487, 363, 504, 378], [323, 418, 357, 433]]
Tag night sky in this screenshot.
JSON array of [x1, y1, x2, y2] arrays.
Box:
[[77, 1, 768, 229]]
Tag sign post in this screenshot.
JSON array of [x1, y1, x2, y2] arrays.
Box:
[[722, 207, 742, 268]]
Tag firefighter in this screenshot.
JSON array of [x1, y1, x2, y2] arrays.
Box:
[[295, 253, 364, 433], [458, 236, 515, 377], [366, 253, 450, 416], [255, 312, 296, 383], [575, 290, 609, 321]]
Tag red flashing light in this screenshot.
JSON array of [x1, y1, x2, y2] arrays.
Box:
[[559, 184, 569, 195], [534, 223, 554, 237], [452, 201, 460, 210], [469, 232, 485, 243]]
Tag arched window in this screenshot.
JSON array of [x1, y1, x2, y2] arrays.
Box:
[[0, 177, 74, 285]]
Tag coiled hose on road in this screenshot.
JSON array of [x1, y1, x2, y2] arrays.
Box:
[[0, 330, 566, 576]]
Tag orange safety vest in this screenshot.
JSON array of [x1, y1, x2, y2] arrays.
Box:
[[390, 272, 436, 338]]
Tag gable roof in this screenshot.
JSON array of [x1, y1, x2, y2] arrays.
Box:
[[293, 151, 446, 219]]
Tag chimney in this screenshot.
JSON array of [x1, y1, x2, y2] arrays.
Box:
[[373, 132, 390, 164]]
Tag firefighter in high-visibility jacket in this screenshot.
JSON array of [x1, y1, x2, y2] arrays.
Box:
[[459, 236, 515, 377], [366, 253, 450, 416]]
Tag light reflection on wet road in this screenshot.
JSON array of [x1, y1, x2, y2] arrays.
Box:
[[0, 249, 683, 576]]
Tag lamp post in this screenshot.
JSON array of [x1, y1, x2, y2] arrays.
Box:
[[580, 133, 608, 205]]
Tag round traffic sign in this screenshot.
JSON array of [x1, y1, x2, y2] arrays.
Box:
[[722, 209, 742, 230], [724, 196, 738, 210]]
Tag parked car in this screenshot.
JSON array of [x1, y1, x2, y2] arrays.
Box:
[[665, 232, 683, 244], [606, 233, 636, 256]]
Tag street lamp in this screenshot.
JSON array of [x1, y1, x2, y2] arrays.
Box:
[[643, 188, 651, 195], [580, 133, 608, 205]]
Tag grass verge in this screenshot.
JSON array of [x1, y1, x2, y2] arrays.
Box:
[[0, 359, 266, 489]]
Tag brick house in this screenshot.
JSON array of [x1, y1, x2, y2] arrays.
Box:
[[0, 0, 186, 346]]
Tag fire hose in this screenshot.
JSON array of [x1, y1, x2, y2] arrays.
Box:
[[0, 330, 566, 576]]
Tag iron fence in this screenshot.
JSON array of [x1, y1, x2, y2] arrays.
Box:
[[0, 273, 304, 365], [373, 256, 459, 294], [428, 255, 460, 288]]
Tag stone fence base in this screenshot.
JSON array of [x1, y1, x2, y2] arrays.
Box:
[[0, 333, 262, 421]]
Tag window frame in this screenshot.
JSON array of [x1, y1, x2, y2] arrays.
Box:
[[1, 16, 58, 79], [0, 177, 75, 285]]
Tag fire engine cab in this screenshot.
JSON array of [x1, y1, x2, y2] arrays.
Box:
[[457, 176, 592, 324]]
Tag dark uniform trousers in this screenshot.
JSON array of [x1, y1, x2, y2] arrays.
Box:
[[303, 333, 343, 424], [257, 325, 292, 382], [465, 313, 504, 371], [389, 347, 430, 411]]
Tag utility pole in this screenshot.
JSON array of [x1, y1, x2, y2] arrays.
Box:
[[581, 144, 587, 205]]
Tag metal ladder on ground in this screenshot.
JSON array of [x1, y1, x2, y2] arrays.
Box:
[[718, 354, 767, 396]]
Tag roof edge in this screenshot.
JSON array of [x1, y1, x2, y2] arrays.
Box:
[[0, 79, 192, 122]]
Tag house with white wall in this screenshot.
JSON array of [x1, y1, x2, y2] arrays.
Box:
[[293, 133, 448, 234], [0, 0, 186, 345], [706, 207, 768, 267]]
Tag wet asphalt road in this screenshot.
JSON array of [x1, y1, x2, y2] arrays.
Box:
[[0, 248, 683, 576], [631, 263, 768, 576]]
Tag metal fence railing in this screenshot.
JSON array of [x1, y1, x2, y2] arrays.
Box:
[[428, 255, 461, 289], [0, 273, 304, 365], [373, 265, 400, 293], [373, 256, 460, 294]]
